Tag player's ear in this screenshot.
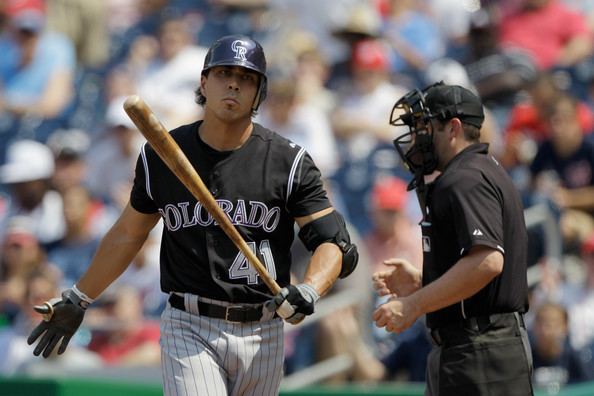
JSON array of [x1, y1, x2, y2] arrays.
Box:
[[200, 75, 207, 97]]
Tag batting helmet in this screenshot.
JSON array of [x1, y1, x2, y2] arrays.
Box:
[[202, 35, 267, 111]]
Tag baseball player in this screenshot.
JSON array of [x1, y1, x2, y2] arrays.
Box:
[[27, 35, 358, 396]]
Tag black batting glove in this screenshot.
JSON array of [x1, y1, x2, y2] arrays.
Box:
[[27, 288, 88, 358], [267, 284, 320, 325]]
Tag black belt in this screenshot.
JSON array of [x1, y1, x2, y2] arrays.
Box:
[[168, 293, 269, 323], [430, 312, 525, 346]]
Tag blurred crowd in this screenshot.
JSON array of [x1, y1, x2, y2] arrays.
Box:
[[1, 0, 594, 392]]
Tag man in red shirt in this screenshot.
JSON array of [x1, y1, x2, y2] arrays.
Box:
[[499, 0, 593, 70]]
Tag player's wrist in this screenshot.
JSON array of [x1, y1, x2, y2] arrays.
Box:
[[66, 284, 95, 310], [296, 283, 320, 304]]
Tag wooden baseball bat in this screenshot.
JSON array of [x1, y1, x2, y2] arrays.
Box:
[[123, 95, 282, 295]]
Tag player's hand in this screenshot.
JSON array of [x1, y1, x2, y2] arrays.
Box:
[[27, 289, 87, 358], [372, 258, 421, 297], [266, 284, 320, 325]]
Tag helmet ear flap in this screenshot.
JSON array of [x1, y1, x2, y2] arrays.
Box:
[[251, 77, 267, 111]]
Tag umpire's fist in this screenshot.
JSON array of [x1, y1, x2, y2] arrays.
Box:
[[27, 289, 87, 358], [267, 284, 320, 324]]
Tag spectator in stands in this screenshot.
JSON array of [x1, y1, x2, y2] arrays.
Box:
[[0, 216, 56, 325], [135, 16, 208, 127], [529, 301, 594, 390], [0, 0, 76, 153], [0, 140, 65, 246], [327, 2, 383, 91], [529, 94, 594, 252], [330, 38, 409, 234], [318, 305, 431, 383], [0, 267, 102, 375], [381, 0, 445, 87], [566, 233, 594, 352], [257, 76, 339, 176], [46, 186, 110, 289], [46, 128, 91, 194], [107, 0, 173, 68], [86, 96, 144, 208], [45, 0, 109, 69], [86, 285, 161, 367], [498, 0, 594, 71], [292, 35, 336, 115], [195, 0, 271, 46], [363, 176, 422, 274], [501, 73, 594, 176], [462, 7, 537, 130], [110, 224, 163, 318], [424, 0, 474, 60]]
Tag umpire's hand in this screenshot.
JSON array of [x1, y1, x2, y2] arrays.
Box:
[[267, 284, 320, 324], [27, 289, 87, 358]]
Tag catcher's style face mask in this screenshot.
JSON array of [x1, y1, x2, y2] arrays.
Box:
[[390, 81, 485, 191], [390, 84, 440, 190]]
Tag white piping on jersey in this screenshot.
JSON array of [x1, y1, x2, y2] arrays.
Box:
[[461, 299, 467, 319], [140, 143, 153, 200], [286, 147, 306, 202]]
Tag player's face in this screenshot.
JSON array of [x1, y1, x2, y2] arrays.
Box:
[[201, 66, 259, 120]]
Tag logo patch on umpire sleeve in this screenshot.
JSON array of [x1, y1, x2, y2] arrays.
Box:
[[422, 236, 431, 252]]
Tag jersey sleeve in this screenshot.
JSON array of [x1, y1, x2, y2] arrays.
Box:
[[130, 145, 159, 214], [447, 172, 504, 255], [286, 151, 331, 217]]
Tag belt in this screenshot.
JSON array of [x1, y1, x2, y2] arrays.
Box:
[[168, 293, 271, 323], [430, 312, 525, 346]]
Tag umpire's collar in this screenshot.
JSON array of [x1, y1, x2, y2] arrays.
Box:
[[444, 142, 489, 172]]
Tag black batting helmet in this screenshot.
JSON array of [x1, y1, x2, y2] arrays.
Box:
[[201, 35, 267, 111]]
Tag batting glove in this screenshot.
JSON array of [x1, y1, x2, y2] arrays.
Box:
[[27, 287, 91, 358], [267, 284, 320, 325]]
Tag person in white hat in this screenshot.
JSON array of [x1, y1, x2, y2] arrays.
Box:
[[0, 140, 65, 246]]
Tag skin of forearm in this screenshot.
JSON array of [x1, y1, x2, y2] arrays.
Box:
[[76, 205, 160, 299], [557, 37, 593, 66], [562, 186, 594, 210], [412, 247, 503, 316], [296, 208, 342, 296], [303, 242, 342, 297]]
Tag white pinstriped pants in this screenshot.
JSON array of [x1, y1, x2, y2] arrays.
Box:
[[160, 295, 285, 396]]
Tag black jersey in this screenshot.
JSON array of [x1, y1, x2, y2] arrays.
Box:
[[130, 121, 331, 303], [422, 143, 529, 329]]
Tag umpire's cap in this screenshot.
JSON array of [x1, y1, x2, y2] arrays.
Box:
[[424, 83, 485, 128], [202, 35, 267, 110]]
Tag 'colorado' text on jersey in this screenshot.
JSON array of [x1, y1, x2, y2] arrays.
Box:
[[130, 122, 331, 303]]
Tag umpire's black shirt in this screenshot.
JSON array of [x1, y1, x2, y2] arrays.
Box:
[[422, 143, 528, 329]]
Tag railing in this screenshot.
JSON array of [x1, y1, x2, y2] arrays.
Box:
[[524, 203, 563, 287], [281, 288, 369, 390]]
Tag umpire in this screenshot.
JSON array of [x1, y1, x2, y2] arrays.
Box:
[[373, 82, 533, 395]]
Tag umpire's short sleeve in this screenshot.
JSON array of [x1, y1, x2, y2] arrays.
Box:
[[130, 150, 159, 214], [448, 172, 504, 254]]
